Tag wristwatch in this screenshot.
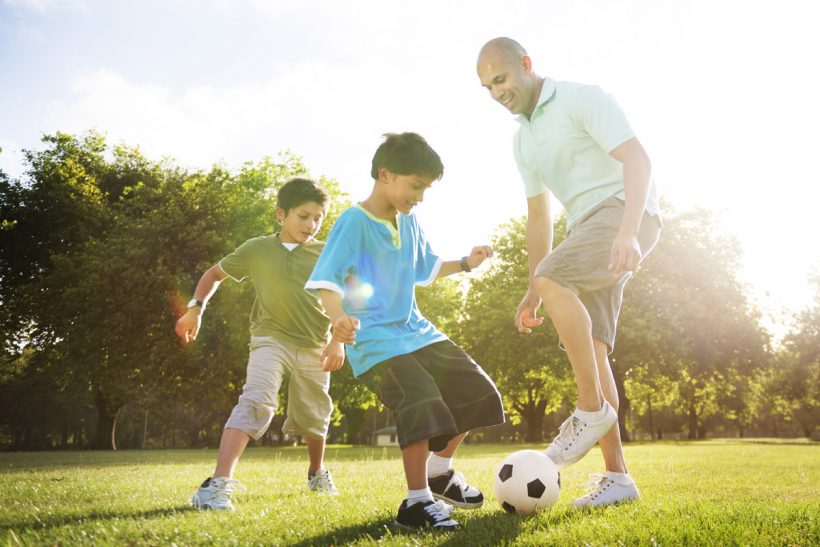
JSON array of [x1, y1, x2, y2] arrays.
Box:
[[186, 298, 205, 309], [460, 256, 472, 273]]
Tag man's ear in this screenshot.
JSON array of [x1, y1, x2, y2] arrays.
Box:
[[522, 55, 533, 73]]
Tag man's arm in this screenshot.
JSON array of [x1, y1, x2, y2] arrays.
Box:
[[175, 264, 230, 343], [514, 192, 552, 333], [608, 137, 652, 276]]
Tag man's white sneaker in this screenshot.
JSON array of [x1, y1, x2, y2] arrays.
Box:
[[572, 472, 640, 508], [308, 468, 339, 495], [190, 476, 246, 511], [544, 400, 618, 469]]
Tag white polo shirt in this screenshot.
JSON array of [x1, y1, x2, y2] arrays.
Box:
[[514, 77, 660, 229]]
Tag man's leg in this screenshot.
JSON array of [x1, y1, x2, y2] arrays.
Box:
[[533, 276, 604, 411], [593, 339, 627, 474], [306, 436, 325, 475]]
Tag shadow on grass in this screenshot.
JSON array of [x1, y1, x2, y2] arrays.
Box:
[[289, 506, 583, 546], [3, 505, 191, 533]]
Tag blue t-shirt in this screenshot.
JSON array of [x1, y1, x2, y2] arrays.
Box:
[[305, 205, 447, 377]]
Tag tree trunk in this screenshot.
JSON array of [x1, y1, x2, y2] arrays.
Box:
[[342, 406, 367, 444], [92, 389, 121, 450], [111, 406, 123, 451], [142, 409, 148, 449], [647, 397, 655, 441], [522, 400, 547, 443], [687, 389, 698, 440]]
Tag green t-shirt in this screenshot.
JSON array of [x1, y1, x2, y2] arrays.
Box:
[[219, 234, 330, 348]]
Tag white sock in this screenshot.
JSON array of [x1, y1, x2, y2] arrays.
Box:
[[427, 454, 453, 478], [605, 471, 631, 484], [407, 487, 434, 506], [575, 404, 607, 423]]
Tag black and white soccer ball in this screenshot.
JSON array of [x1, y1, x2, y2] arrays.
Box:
[[494, 449, 560, 514]]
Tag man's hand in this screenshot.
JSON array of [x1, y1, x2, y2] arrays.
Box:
[[321, 340, 346, 372], [175, 309, 202, 343], [514, 288, 544, 333], [466, 245, 494, 270], [609, 230, 642, 276], [332, 315, 360, 344]]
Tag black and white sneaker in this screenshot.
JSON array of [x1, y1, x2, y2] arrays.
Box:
[[395, 499, 459, 531], [428, 469, 484, 509]]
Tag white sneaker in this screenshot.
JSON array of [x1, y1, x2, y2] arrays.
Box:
[[544, 401, 618, 469], [308, 468, 339, 495], [572, 472, 640, 508], [190, 476, 246, 511]]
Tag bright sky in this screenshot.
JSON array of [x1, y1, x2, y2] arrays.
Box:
[[2, 0, 819, 334]]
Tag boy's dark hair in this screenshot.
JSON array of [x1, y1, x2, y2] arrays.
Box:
[[276, 177, 329, 213], [370, 132, 444, 181]]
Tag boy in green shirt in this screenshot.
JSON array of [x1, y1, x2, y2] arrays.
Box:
[[175, 177, 345, 511]]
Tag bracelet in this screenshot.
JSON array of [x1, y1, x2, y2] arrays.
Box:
[[460, 256, 471, 273]]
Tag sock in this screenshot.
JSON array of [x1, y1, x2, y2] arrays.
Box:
[[407, 487, 434, 506], [575, 404, 607, 423], [605, 471, 631, 484], [427, 454, 453, 478]]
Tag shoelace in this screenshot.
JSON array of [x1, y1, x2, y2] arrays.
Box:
[[425, 500, 455, 521], [212, 478, 246, 503], [309, 469, 337, 492], [448, 470, 479, 497], [552, 416, 583, 450], [579, 473, 612, 500]]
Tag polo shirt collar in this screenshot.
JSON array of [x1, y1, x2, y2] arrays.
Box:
[[516, 77, 557, 124]]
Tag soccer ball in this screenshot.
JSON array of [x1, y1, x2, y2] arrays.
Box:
[[494, 450, 560, 514]]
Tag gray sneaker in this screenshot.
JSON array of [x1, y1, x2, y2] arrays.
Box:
[[190, 476, 246, 511], [572, 472, 640, 507], [545, 401, 618, 469], [308, 468, 339, 495]]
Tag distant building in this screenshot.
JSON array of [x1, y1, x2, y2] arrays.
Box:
[[372, 426, 398, 446]]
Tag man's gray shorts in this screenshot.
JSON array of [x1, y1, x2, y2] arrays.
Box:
[[535, 197, 661, 352]]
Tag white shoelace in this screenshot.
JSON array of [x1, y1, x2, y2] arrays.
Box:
[[448, 470, 479, 497], [579, 473, 612, 501], [425, 499, 455, 521], [211, 478, 246, 503], [552, 416, 584, 450]]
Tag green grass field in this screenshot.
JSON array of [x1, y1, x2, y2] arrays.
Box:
[[1, 440, 818, 545]]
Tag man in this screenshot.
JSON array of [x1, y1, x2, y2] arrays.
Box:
[[477, 37, 661, 507]]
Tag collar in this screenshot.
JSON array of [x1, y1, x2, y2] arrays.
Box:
[[354, 204, 402, 248], [516, 77, 557, 124]]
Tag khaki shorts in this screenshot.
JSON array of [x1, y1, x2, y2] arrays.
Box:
[[534, 197, 661, 352], [224, 336, 332, 440]]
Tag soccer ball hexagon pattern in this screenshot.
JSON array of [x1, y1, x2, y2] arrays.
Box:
[[494, 450, 561, 514]]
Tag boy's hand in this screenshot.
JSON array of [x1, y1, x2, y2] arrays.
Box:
[[332, 315, 360, 344], [175, 309, 202, 343], [609, 230, 641, 277], [466, 245, 494, 270], [515, 289, 544, 334], [321, 340, 346, 372]]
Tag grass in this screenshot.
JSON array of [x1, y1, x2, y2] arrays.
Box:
[[1, 439, 818, 545]]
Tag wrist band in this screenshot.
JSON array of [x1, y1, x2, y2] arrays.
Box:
[[460, 256, 471, 273]]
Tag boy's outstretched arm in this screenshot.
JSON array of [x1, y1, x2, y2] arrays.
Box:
[[435, 245, 494, 278], [318, 289, 360, 345], [175, 264, 229, 343]]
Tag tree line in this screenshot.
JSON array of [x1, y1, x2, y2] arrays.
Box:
[[1, 133, 817, 450]]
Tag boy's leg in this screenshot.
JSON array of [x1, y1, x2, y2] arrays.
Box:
[[306, 436, 325, 475], [214, 428, 251, 478], [394, 438, 459, 531]]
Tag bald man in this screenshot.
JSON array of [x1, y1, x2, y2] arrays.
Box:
[[477, 37, 661, 507]]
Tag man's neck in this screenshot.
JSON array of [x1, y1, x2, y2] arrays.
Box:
[[524, 76, 545, 119]]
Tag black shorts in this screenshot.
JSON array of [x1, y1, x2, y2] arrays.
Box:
[[359, 340, 505, 451]]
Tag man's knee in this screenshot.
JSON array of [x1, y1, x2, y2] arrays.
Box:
[[533, 275, 572, 301]]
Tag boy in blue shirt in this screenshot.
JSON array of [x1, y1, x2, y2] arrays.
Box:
[[307, 133, 505, 531]]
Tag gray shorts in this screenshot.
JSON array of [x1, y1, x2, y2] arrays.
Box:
[[224, 336, 332, 440], [535, 197, 661, 352]]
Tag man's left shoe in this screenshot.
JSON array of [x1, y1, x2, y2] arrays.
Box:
[[308, 468, 339, 495], [572, 472, 640, 508], [428, 469, 484, 509]]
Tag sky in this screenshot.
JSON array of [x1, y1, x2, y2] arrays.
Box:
[[1, 0, 819, 336]]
